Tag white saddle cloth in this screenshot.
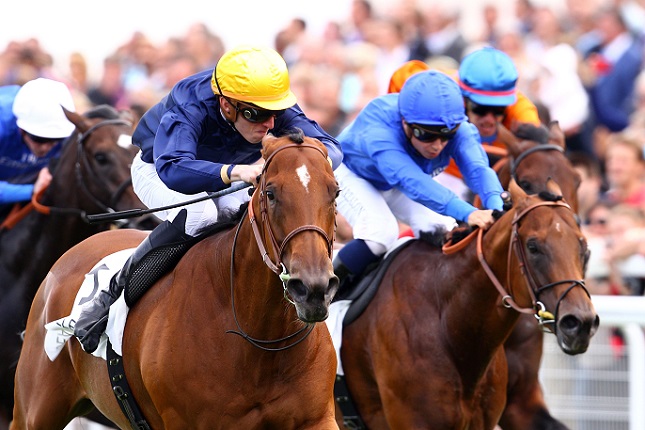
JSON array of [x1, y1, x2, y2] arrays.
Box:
[[44, 248, 134, 361]]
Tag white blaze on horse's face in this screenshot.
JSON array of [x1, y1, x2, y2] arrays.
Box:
[[117, 134, 132, 149], [296, 164, 311, 192], [555, 222, 561, 233]]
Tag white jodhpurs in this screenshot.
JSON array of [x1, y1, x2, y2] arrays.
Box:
[[131, 152, 251, 237], [335, 163, 457, 255]]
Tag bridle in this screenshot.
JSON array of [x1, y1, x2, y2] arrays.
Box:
[[227, 142, 336, 351], [509, 143, 565, 184], [476, 199, 590, 333], [75, 119, 134, 213], [31, 118, 134, 223]]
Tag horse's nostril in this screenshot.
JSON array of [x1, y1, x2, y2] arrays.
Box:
[[287, 279, 307, 300], [558, 315, 581, 334]]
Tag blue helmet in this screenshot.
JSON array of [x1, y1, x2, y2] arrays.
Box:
[[398, 70, 467, 129], [458, 47, 518, 106]]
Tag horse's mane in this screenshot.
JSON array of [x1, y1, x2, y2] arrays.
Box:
[[418, 209, 506, 247], [513, 123, 549, 145], [83, 104, 122, 120], [418, 226, 452, 247]]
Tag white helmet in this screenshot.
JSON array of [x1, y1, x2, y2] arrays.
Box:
[[12, 78, 76, 139]]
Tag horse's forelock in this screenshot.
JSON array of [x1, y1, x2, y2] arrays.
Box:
[[281, 127, 305, 144], [514, 123, 549, 145], [537, 191, 563, 202]]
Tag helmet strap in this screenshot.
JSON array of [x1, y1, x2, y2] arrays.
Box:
[[219, 96, 238, 123]]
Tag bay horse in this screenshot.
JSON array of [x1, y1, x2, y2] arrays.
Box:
[[336, 178, 598, 429], [492, 122, 582, 430], [0, 105, 156, 429], [11, 131, 341, 429]]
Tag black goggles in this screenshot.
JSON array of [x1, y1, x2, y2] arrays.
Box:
[[467, 100, 507, 117], [233, 101, 285, 123], [409, 123, 458, 142], [26, 133, 61, 145]]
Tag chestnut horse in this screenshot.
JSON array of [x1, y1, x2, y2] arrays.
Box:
[[492, 123, 582, 430], [336, 178, 598, 429], [11, 131, 340, 429], [0, 105, 156, 429]]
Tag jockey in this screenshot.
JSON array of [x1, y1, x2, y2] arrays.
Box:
[[388, 47, 541, 199], [0, 78, 75, 205], [75, 45, 342, 354], [333, 70, 504, 291]]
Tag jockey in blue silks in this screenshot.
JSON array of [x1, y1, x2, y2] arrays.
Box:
[[333, 70, 504, 290]]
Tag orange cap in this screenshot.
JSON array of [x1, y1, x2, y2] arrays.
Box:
[[387, 60, 430, 94]]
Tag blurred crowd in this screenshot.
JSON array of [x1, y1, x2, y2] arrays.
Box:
[[2, 0, 645, 298]]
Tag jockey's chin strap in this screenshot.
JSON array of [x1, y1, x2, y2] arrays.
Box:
[[475, 200, 589, 331]]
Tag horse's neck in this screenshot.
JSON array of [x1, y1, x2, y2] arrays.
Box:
[[444, 226, 522, 379], [227, 223, 302, 338]]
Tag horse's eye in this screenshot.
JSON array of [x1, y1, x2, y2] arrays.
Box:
[[94, 152, 109, 165], [526, 238, 540, 253], [518, 180, 533, 193], [265, 190, 275, 201], [335, 189, 341, 199]]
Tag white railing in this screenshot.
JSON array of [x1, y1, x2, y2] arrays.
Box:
[[541, 295, 645, 430]]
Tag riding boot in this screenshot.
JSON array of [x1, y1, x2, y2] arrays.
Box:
[[333, 257, 358, 299], [333, 239, 380, 299], [74, 210, 191, 353]]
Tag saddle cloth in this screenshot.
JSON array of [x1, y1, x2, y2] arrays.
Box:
[[44, 248, 134, 361]]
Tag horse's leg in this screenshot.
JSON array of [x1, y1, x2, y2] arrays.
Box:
[[500, 315, 569, 430], [11, 294, 88, 430]]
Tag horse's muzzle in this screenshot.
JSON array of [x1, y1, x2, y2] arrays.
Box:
[[557, 312, 600, 355], [287, 275, 337, 322]]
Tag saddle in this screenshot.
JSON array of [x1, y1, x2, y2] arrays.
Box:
[[123, 220, 233, 307], [332, 239, 414, 326]]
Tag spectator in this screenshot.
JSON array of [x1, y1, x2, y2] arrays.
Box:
[[409, 3, 467, 63], [602, 130, 645, 211], [578, 6, 644, 141], [343, 0, 375, 44], [569, 151, 605, 222], [605, 204, 645, 296], [536, 43, 590, 155]]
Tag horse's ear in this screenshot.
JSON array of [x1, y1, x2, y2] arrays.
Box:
[[508, 177, 528, 202], [545, 177, 563, 197], [547, 121, 566, 150], [63, 107, 84, 132], [498, 123, 522, 157]]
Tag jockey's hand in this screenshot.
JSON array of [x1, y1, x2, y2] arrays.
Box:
[[231, 163, 264, 185], [467, 209, 496, 230], [33, 167, 52, 196]]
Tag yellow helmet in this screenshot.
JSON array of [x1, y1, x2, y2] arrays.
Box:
[[212, 45, 297, 111]]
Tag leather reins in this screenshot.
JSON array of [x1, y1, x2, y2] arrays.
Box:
[[227, 143, 336, 351]]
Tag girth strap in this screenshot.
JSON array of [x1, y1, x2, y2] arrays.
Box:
[[107, 340, 152, 430], [334, 374, 367, 430]]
